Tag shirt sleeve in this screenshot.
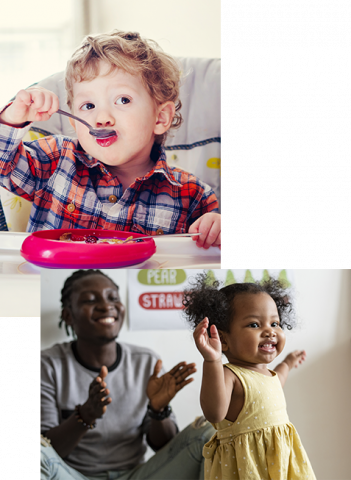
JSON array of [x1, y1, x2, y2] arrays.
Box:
[[185, 180, 219, 225], [0, 121, 64, 201], [41, 353, 60, 434]]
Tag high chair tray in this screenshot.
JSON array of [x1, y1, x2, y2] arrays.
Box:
[[20, 229, 156, 269]]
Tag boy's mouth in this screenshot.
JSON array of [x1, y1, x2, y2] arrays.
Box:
[[96, 134, 117, 147]]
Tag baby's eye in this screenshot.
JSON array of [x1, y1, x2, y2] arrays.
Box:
[[271, 321, 280, 327], [248, 322, 259, 328], [116, 97, 131, 105], [81, 103, 95, 111]]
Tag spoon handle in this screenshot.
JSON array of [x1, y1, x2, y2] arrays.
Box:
[[56, 109, 92, 130], [123, 232, 202, 244]]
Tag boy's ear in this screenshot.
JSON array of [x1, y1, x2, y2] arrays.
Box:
[[154, 101, 175, 135], [218, 330, 229, 352]]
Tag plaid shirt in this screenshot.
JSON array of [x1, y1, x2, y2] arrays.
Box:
[[0, 124, 218, 233]]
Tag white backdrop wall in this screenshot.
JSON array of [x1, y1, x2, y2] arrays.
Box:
[[87, 0, 221, 59], [41, 269, 351, 480]]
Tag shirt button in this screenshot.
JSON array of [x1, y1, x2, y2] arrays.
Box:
[[109, 195, 117, 203], [156, 228, 164, 235], [67, 203, 75, 212]]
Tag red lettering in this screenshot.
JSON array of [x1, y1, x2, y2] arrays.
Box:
[[138, 292, 184, 310]]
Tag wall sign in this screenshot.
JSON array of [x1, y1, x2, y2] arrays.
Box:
[[127, 269, 293, 330]]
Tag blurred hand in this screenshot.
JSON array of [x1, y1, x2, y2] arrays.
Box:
[[283, 350, 307, 370]]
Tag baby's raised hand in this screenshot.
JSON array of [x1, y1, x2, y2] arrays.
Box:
[[283, 350, 307, 370], [193, 317, 222, 362], [0, 86, 59, 127], [189, 212, 221, 249]]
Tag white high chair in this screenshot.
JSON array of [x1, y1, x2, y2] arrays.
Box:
[[0, 57, 220, 231]]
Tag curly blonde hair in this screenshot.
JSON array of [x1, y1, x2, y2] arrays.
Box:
[[65, 30, 182, 144]]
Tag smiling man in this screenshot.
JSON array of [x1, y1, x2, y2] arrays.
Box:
[[41, 269, 214, 480]]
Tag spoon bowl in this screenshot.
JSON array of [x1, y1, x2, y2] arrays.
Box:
[[56, 109, 116, 138]]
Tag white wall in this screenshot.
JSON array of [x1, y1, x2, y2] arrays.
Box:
[[88, 0, 220, 58], [41, 269, 351, 479]]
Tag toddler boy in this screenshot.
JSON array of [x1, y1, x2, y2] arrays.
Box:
[[0, 31, 220, 248]]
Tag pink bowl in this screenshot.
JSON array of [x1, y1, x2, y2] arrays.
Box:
[[20, 229, 156, 269]]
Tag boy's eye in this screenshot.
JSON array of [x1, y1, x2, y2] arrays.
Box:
[[116, 97, 131, 105], [81, 103, 95, 111], [272, 321, 281, 328]]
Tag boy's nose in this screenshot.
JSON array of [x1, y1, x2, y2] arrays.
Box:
[[96, 110, 115, 127]]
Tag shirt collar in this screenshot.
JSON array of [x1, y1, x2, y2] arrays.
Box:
[[72, 142, 182, 186], [138, 145, 182, 187]]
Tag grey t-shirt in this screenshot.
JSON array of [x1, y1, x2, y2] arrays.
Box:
[[41, 341, 177, 476]]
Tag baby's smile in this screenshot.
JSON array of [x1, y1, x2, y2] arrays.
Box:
[[258, 342, 277, 353]]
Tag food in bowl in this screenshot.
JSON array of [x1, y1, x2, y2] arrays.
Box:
[[59, 232, 135, 244]]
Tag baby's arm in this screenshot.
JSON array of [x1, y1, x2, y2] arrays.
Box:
[[194, 318, 235, 423], [274, 350, 306, 386]]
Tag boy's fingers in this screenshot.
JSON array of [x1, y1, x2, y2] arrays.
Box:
[[202, 220, 221, 249], [204, 225, 218, 248], [193, 218, 212, 248], [30, 90, 46, 111], [188, 218, 200, 235], [16, 89, 33, 107], [48, 95, 60, 115]]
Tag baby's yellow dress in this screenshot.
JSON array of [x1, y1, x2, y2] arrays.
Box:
[[203, 364, 316, 480]]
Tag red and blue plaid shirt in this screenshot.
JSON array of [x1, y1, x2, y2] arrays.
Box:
[[0, 123, 219, 233]]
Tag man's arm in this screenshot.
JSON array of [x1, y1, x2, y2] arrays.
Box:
[[42, 365, 111, 458], [145, 359, 196, 450], [146, 416, 178, 451]]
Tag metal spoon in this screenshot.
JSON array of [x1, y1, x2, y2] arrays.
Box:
[[122, 232, 202, 244], [56, 109, 116, 138]]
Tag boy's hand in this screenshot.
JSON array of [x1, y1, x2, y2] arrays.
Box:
[[283, 350, 307, 370], [189, 212, 221, 249], [0, 86, 59, 127]]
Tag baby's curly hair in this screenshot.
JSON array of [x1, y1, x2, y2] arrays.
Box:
[[65, 30, 182, 145], [183, 273, 295, 333]]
